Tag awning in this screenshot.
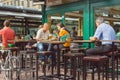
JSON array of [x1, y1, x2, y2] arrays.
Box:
[[0, 10, 42, 19]]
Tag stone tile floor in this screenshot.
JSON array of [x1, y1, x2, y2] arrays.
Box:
[[0, 60, 119, 80], [0, 67, 119, 80]]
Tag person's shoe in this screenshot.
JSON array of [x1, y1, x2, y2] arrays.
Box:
[[39, 60, 44, 65], [47, 58, 51, 64], [87, 68, 97, 73]]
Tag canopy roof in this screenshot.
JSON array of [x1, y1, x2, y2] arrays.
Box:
[[0, 5, 42, 19]]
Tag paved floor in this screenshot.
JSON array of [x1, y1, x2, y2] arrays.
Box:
[[0, 57, 119, 80], [0, 66, 119, 80]]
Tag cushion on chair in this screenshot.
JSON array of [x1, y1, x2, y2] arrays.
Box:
[[37, 51, 54, 55], [5, 47, 19, 51], [64, 53, 84, 57], [103, 50, 118, 56], [83, 55, 108, 62]]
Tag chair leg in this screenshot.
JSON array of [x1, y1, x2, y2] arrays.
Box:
[[83, 60, 86, 80], [116, 57, 118, 80], [106, 60, 109, 80], [98, 64, 101, 80], [64, 56, 68, 79], [92, 66, 95, 80], [72, 57, 76, 80]]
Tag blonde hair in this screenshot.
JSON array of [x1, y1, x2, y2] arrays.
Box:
[[39, 25, 43, 29]]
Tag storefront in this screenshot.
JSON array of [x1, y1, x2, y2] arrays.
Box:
[[41, 0, 120, 47]]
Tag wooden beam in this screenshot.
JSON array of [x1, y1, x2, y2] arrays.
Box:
[[62, 0, 67, 4], [110, 8, 120, 15], [65, 12, 82, 17], [102, 16, 120, 22]]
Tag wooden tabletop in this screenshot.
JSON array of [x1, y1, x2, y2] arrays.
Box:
[[72, 40, 120, 43], [15, 40, 120, 44], [71, 40, 92, 43], [100, 40, 120, 43], [15, 40, 36, 43], [39, 40, 65, 44]]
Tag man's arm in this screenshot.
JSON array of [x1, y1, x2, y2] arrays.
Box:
[[36, 29, 42, 41], [91, 25, 102, 42]]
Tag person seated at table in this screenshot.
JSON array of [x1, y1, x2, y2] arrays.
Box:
[[48, 22, 71, 65], [70, 27, 77, 40], [36, 23, 51, 60], [0, 20, 15, 48], [25, 32, 33, 41], [86, 17, 117, 55], [0, 20, 15, 63], [116, 29, 120, 40], [24, 28, 33, 40], [57, 22, 70, 48], [51, 22, 71, 52]]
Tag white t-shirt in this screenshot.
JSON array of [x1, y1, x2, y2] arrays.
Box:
[[36, 28, 50, 41]]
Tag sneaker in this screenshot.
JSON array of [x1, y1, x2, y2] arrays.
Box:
[[47, 58, 51, 64], [39, 60, 44, 65], [87, 68, 97, 73]]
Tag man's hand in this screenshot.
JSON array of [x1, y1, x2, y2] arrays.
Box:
[[36, 38, 42, 41], [90, 37, 98, 42]]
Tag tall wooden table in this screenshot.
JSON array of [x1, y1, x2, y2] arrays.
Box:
[[35, 40, 65, 80]]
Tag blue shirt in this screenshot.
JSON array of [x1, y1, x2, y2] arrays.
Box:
[[94, 23, 116, 45]]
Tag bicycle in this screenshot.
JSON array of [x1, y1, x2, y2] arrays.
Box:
[[0, 48, 21, 80]]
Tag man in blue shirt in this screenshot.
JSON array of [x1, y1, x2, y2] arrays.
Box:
[[86, 17, 117, 55]]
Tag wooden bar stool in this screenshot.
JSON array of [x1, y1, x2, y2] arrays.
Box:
[[64, 52, 84, 80], [70, 48, 86, 53], [83, 55, 109, 80], [20, 46, 37, 69], [70, 48, 87, 80], [103, 50, 119, 80], [36, 51, 55, 79], [6, 47, 19, 56], [20, 50, 37, 80], [5, 47, 20, 80], [61, 47, 70, 53], [61, 47, 70, 63]]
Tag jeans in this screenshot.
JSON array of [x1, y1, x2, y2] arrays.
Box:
[[51, 44, 65, 63], [37, 43, 51, 51], [86, 44, 117, 55], [37, 43, 52, 60]]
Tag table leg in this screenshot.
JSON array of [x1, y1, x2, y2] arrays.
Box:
[[36, 54, 38, 80], [57, 44, 60, 77], [112, 43, 115, 80]]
